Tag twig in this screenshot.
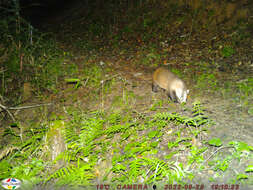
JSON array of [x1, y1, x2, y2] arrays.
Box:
[[0, 104, 15, 121], [99, 74, 121, 110], [7, 103, 51, 110], [0, 103, 52, 121], [102, 74, 121, 84], [0, 146, 19, 160], [204, 146, 234, 163], [101, 79, 104, 110], [153, 163, 160, 181], [0, 95, 4, 102], [82, 77, 89, 88]]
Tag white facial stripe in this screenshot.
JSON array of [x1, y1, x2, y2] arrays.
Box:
[[182, 91, 187, 102], [176, 89, 187, 103], [175, 88, 182, 103]]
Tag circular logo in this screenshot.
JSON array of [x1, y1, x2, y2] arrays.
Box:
[[1, 178, 21, 190]]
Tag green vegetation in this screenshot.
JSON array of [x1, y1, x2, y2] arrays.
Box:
[[236, 78, 253, 107], [1, 101, 252, 187], [1, 0, 253, 189], [221, 46, 235, 58], [0, 12, 65, 101]]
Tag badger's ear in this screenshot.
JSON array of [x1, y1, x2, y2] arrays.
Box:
[[186, 89, 189, 94]]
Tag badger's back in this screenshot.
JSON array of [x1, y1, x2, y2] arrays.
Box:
[[152, 67, 177, 90], [169, 78, 186, 93]]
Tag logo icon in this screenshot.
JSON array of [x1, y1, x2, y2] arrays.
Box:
[[1, 178, 21, 190]]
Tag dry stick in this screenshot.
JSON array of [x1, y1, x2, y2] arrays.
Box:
[[0, 95, 4, 103], [94, 74, 121, 93], [153, 163, 160, 181], [0, 104, 15, 121], [7, 103, 52, 110], [99, 74, 121, 110], [204, 146, 234, 164], [82, 77, 89, 87], [0, 103, 52, 121], [0, 146, 19, 160], [0, 69, 7, 73], [186, 123, 194, 134], [103, 74, 120, 83], [101, 79, 104, 110]]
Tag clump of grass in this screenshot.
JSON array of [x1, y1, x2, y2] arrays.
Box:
[[221, 45, 235, 58], [236, 78, 253, 107]]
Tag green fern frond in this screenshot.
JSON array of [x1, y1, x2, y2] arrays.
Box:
[[128, 158, 145, 181], [46, 165, 75, 181], [47, 162, 95, 185], [154, 106, 212, 128], [107, 112, 122, 125], [65, 127, 79, 143], [104, 123, 135, 136], [79, 117, 104, 143]]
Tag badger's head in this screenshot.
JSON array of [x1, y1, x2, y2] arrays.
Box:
[[176, 88, 189, 103]]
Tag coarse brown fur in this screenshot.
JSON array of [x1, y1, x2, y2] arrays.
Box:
[[152, 67, 189, 103]]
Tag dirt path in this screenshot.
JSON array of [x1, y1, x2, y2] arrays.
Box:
[[66, 55, 253, 148]]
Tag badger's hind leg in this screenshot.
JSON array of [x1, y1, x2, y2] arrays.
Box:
[[152, 83, 159, 92], [168, 90, 178, 103]]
